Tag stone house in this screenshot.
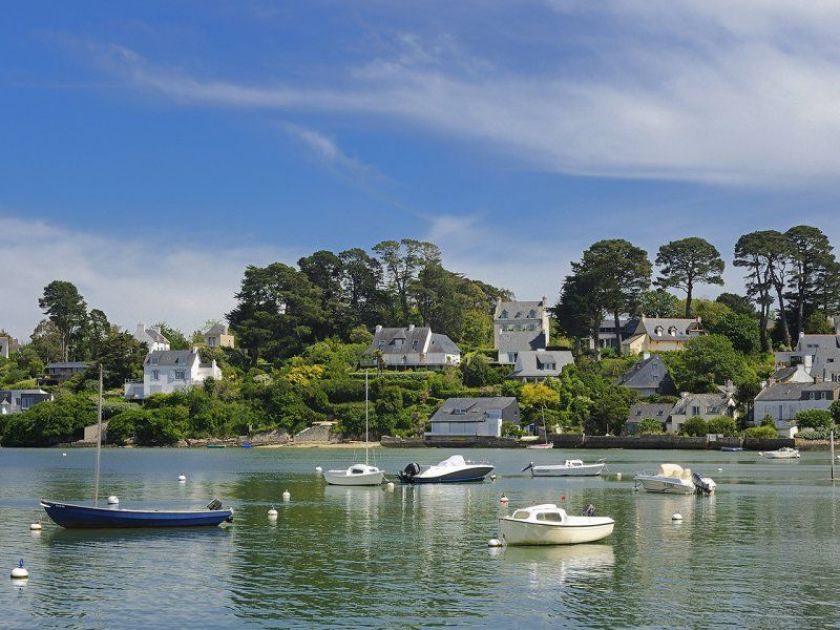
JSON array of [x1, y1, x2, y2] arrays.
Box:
[[124, 349, 222, 400], [362, 325, 460, 369], [621, 317, 704, 355], [204, 323, 235, 349], [624, 402, 675, 435], [668, 391, 736, 434], [428, 397, 520, 438], [593, 317, 637, 351], [493, 298, 550, 364], [133, 323, 171, 352], [508, 350, 574, 382]]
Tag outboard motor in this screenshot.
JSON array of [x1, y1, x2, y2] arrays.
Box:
[[692, 472, 716, 495], [582, 504, 596, 517], [206, 498, 223, 511], [399, 462, 421, 482]]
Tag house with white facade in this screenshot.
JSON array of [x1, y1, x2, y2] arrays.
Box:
[[508, 350, 574, 382], [774, 333, 840, 383], [668, 391, 737, 434], [362, 325, 460, 369], [493, 298, 550, 364], [427, 397, 519, 438], [203, 323, 235, 349], [753, 381, 840, 435], [0, 336, 20, 359], [124, 349, 222, 400], [133, 324, 170, 352], [0, 389, 53, 415], [621, 317, 704, 355]]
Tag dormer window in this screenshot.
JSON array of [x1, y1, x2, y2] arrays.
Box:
[[392, 339, 404, 349], [668, 326, 678, 336], [654, 326, 664, 336], [528, 310, 536, 318], [515, 312, 523, 318], [501, 310, 508, 319]]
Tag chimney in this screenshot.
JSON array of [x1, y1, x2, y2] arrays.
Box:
[[642, 351, 651, 360], [136, 323, 145, 336], [760, 379, 767, 390], [680, 392, 689, 398], [375, 324, 383, 333], [408, 324, 415, 331], [800, 331, 806, 339], [804, 354, 813, 374]]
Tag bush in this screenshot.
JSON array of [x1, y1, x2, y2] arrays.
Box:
[[794, 409, 833, 431], [707, 416, 738, 437], [0, 395, 96, 446], [107, 408, 147, 445], [679, 416, 709, 437], [744, 424, 778, 439], [636, 418, 665, 435]]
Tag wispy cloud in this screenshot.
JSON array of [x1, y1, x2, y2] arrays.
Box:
[[279, 123, 378, 178], [79, 2, 840, 187], [0, 216, 302, 341]]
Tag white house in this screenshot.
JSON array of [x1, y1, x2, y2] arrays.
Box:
[[493, 298, 550, 364], [667, 391, 737, 434], [753, 381, 840, 435], [133, 323, 170, 352], [124, 349, 222, 400], [0, 389, 53, 415], [508, 350, 574, 382], [362, 325, 460, 369], [427, 397, 520, 437]]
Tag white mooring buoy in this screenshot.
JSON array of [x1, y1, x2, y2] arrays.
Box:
[[386, 481, 395, 491], [672, 513, 683, 521], [315, 466, 323, 473], [178, 474, 187, 482], [717, 467, 723, 472], [29, 522, 42, 531], [489, 474, 497, 481], [616, 472, 623, 480], [62, 452, 67, 457], [107, 495, 119, 505], [500, 494, 509, 505], [282, 490, 291, 502], [268, 507, 278, 519], [10, 560, 28, 579], [487, 538, 504, 548]]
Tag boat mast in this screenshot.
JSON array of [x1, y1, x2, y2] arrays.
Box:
[[365, 369, 369, 466], [542, 404, 549, 446], [93, 363, 103, 506]]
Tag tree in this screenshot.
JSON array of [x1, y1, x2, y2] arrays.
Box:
[[707, 312, 761, 355], [785, 226, 836, 338], [638, 289, 679, 317], [520, 382, 561, 416], [679, 416, 708, 437], [707, 416, 738, 436], [460, 353, 497, 387], [554, 271, 606, 356], [338, 248, 387, 328], [831, 400, 840, 426], [372, 239, 441, 323], [586, 386, 633, 435], [29, 319, 64, 363], [655, 237, 724, 317], [715, 293, 756, 316], [794, 409, 833, 431], [38, 280, 88, 361], [804, 310, 834, 334], [636, 418, 665, 435], [669, 335, 743, 392]]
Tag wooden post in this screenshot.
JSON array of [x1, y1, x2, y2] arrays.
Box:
[[831, 430, 835, 482], [94, 363, 103, 505]]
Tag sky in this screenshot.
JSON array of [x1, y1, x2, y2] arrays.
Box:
[[3, 1, 840, 340]]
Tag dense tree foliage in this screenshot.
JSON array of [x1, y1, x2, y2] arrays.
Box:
[[656, 237, 725, 317]]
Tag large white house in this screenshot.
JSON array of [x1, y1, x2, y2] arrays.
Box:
[[133, 323, 170, 352], [428, 397, 520, 438], [124, 349, 222, 400], [362, 325, 460, 369], [493, 298, 550, 364]]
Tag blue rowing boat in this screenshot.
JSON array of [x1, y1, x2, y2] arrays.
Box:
[[40, 500, 234, 529]]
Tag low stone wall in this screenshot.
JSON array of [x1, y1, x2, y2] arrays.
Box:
[[578, 435, 709, 449], [743, 437, 796, 451], [424, 435, 520, 448], [294, 423, 339, 444], [380, 436, 425, 448]]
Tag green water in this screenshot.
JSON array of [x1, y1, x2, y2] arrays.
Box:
[[2, 447, 840, 629]]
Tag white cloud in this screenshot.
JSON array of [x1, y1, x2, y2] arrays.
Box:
[[279, 123, 378, 178], [0, 216, 302, 341], [85, 3, 840, 186]]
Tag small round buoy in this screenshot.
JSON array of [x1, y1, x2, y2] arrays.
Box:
[[560, 495, 566, 501], [282, 490, 291, 502], [489, 474, 497, 481], [268, 507, 278, 519], [386, 481, 395, 491], [616, 472, 622, 480], [500, 494, 509, 504], [107, 495, 119, 505], [10, 560, 28, 579], [62, 452, 67, 457], [29, 522, 42, 531], [178, 474, 186, 482], [672, 513, 683, 521], [315, 466, 323, 473], [717, 467, 723, 472], [487, 538, 504, 548]]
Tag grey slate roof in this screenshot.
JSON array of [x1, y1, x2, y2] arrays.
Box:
[[796, 335, 840, 352], [428, 333, 460, 355], [145, 327, 168, 343], [671, 393, 732, 416], [145, 350, 198, 367], [510, 351, 573, 378], [46, 362, 90, 369], [205, 323, 229, 336], [494, 300, 545, 320], [431, 397, 517, 423], [630, 317, 702, 341], [626, 402, 674, 424], [755, 382, 840, 401], [811, 349, 840, 377], [496, 331, 547, 353], [617, 355, 675, 392], [366, 327, 460, 356]]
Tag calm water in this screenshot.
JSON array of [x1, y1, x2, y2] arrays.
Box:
[[2, 446, 840, 629]]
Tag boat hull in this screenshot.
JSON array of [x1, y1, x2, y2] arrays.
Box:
[[634, 476, 696, 494], [402, 465, 494, 484], [324, 470, 385, 486], [526, 443, 554, 449], [41, 500, 234, 529], [500, 519, 614, 545], [530, 463, 605, 477], [760, 450, 800, 459]]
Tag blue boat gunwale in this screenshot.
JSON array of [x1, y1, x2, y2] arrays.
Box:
[[40, 500, 233, 515]]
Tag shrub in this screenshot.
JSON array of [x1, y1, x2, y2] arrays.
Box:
[[707, 416, 738, 437], [107, 408, 147, 445], [794, 409, 833, 431], [744, 424, 778, 439], [679, 416, 709, 437], [636, 418, 665, 435]]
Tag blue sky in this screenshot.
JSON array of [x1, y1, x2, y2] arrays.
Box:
[[3, 1, 840, 339]]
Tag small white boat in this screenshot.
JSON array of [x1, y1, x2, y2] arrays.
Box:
[[398, 455, 494, 483], [522, 459, 606, 477], [634, 463, 715, 495], [759, 447, 800, 459], [526, 442, 554, 450], [500, 504, 614, 545], [324, 463, 385, 486]]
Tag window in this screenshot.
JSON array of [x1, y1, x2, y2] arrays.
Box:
[[515, 312, 522, 318], [691, 405, 700, 416], [392, 339, 404, 348], [453, 408, 467, 415], [536, 512, 563, 522], [668, 326, 678, 336], [152, 370, 160, 381], [174, 370, 186, 381], [208, 338, 216, 347], [528, 310, 536, 318], [654, 326, 664, 336], [150, 357, 159, 365], [501, 310, 508, 319]]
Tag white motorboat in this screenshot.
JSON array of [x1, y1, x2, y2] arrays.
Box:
[[500, 504, 614, 545], [325, 371, 384, 486], [398, 455, 494, 483], [522, 459, 606, 477], [759, 447, 800, 459], [634, 463, 716, 495]]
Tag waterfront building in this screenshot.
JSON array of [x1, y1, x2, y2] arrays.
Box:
[[203, 322, 235, 349], [668, 391, 736, 434], [124, 349, 222, 400], [132, 323, 170, 352], [362, 325, 460, 369], [617, 354, 677, 397], [508, 350, 574, 382], [624, 402, 675, 435], [753, 381, 840, 435], [428, 397, 519, 438], [0, 389, 53, 415], [493, 298, 550, 364]]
